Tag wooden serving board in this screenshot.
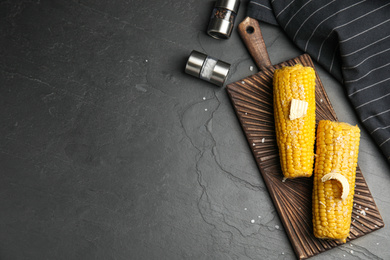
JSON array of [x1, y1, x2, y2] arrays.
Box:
[[226, 18, 384, 259]]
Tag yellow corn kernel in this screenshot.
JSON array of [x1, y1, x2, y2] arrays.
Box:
[[312, 120, 360, 243], [273, 64, 316, 178]]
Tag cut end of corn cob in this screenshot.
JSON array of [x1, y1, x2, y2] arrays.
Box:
[[312, 120, 361, 243], [289, 99, 308, 120], [321, 171, 350, 201], [273, 64, 316, 178]]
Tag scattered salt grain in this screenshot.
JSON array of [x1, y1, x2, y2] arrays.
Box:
[[253, 143, 255, 146], [282, 177, 287, 183], [320, 99, 323, 102], [251, 219, 255, 223], [241, 81, 245, 84], [360, 210, 366, 216], [205, 108, 208, 111], [261, 138, 265, 143], [275, 225, 279, 229], [249, 66, 254, 71], [203, 97, 206, 100], [350, 250, 354, 254], [258, 216, 261, 218], [245, 112, 248, 115], [244, 208, 247, 211], [145, 59, 148, 62], [377, 242, 380, 245], [365, 208, 368, 211]]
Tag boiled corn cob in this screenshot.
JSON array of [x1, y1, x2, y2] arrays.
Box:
[[312, 120, 360, 243], [273, 64, 316, 178]]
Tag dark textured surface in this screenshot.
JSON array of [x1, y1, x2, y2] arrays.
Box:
[[0, 1, 389, 259]]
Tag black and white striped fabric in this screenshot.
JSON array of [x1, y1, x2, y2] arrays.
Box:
[[248, 0, 390, 164]]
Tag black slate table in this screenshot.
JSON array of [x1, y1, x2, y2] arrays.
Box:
[[1, 1, 389, 259]]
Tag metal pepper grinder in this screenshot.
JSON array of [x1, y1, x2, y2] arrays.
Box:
[[207, 0, 240, 39]]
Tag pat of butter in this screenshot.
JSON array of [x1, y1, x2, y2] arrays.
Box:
[[321, 170, 350, 201], [289, 99, 308, 120]]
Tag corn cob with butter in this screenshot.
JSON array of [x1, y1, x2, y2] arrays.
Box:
[[312, 120, 360, 243], [273, 64, 316, 178]]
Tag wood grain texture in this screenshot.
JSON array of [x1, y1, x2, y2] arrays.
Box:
[[238, 17, 272, 71], [226, 54, 384, 259]]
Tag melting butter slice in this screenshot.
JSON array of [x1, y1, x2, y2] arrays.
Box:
[[321, 171, 350, 200], [289, 99, 308, 120]]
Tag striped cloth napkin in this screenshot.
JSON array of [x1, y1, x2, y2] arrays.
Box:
[[248, 0, 390, 164]]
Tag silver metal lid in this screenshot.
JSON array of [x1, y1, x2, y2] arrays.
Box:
[[215, 0, 240, 13], [185, 51, 207, 77], [209, 60, 230, 86], [207, 18, 233, 40]]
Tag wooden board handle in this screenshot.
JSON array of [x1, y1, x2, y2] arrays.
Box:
[[238, 17, 272, 71]]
